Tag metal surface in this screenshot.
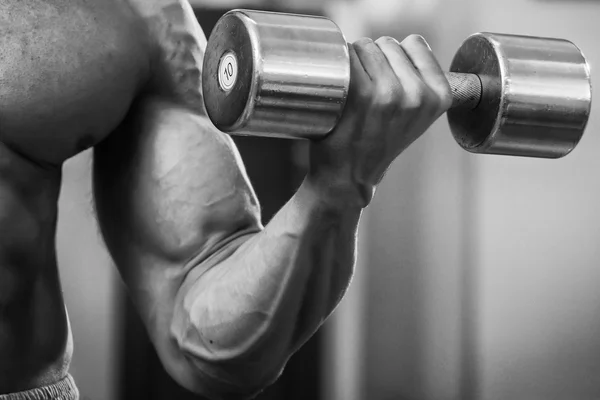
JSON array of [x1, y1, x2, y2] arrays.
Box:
[[203, 11, 592, 159], [203, 9, 350, 139], [446, 72, 483, 110], [447, 32, 592, 158]]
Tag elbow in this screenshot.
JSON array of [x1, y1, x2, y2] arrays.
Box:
[[168, 310, 289, 399], [172, 353, 286, 400], [168, 343, 287, 400]]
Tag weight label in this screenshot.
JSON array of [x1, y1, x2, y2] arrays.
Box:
[[218, 52, 238, 91]]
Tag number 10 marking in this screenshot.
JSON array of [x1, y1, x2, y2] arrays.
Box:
[[219, 52, 238, 91]]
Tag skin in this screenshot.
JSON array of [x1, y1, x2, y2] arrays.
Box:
[[0, 0, 151, 392], [0, 0, 451, 398]]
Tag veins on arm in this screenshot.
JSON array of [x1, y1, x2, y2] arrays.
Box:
[[127, 0, 207, 111], [93, 94, 360, 397], [92, 97, 262, 325], [95, 3, 359, 397]]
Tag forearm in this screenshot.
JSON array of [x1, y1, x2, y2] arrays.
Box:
[[172, 178, 361, 389]]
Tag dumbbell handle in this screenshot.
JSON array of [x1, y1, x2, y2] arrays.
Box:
[[353, 67, 482, 110], [445, 72, 482, 110], [347, 43, 483, 110]]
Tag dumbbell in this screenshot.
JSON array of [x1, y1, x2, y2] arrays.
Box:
[[202, 9, 592, 159]]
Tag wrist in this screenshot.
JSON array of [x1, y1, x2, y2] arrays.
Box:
[[302, 170, 374, 211]]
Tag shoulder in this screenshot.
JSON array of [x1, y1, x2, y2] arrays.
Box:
[[127, 0, 208, 111], [0, 0, 155, 164]]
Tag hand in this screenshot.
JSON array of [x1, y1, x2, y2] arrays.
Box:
[[307, 35, 452, 208]]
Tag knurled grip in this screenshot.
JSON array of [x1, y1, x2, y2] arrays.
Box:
[[445, 72, 483, 110]]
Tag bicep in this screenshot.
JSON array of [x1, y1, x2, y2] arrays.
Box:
[[92, 96, 262, 313], [92, 4, 264, 386]]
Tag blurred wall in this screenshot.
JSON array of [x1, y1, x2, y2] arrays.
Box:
[[345, 1, 600, 400], [470, 1, 600, 400], [57, 151, 119, 400]]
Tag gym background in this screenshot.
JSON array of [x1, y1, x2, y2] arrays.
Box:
[[57, 0, 600, 399]]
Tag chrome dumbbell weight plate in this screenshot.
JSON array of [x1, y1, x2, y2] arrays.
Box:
[[202, 9, 350, 139], [448, 33, 592, 158]]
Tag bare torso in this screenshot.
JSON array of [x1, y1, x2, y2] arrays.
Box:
[[0, 0, 152, 391], [0, 146, 65, 392]]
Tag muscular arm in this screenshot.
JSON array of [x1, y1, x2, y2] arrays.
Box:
[[93, 96, 360, 398], [94, 2, 451, 399], [90, 5, 360, 399]]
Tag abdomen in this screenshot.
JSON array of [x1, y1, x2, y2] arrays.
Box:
[[0, 144, 71, 392]]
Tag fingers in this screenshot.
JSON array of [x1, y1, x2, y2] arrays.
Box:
[[374, 36, 424, 109], [399, 35, 453, 113], [348, 35, 451, 119], [346, 42, 374, 100], [350, 37, 405, 124], [352, 38, 398, 84]]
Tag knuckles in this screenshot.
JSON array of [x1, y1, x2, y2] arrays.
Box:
[[398, 81, 429, 113], [376, 36, 400, 46], [402, 34, 428, 48], [372, 84, 403, 113], [353, 37, 375, 51], [425, 81, 452, 115], [359, 79, 448, 118], [402, 82, 433, 112], [402, 90, 425, 112], [436, 81, 454, 113], [351, 34, 451, 116]]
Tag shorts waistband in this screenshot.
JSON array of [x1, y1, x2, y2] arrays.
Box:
[[0, 375, 78, 400]]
